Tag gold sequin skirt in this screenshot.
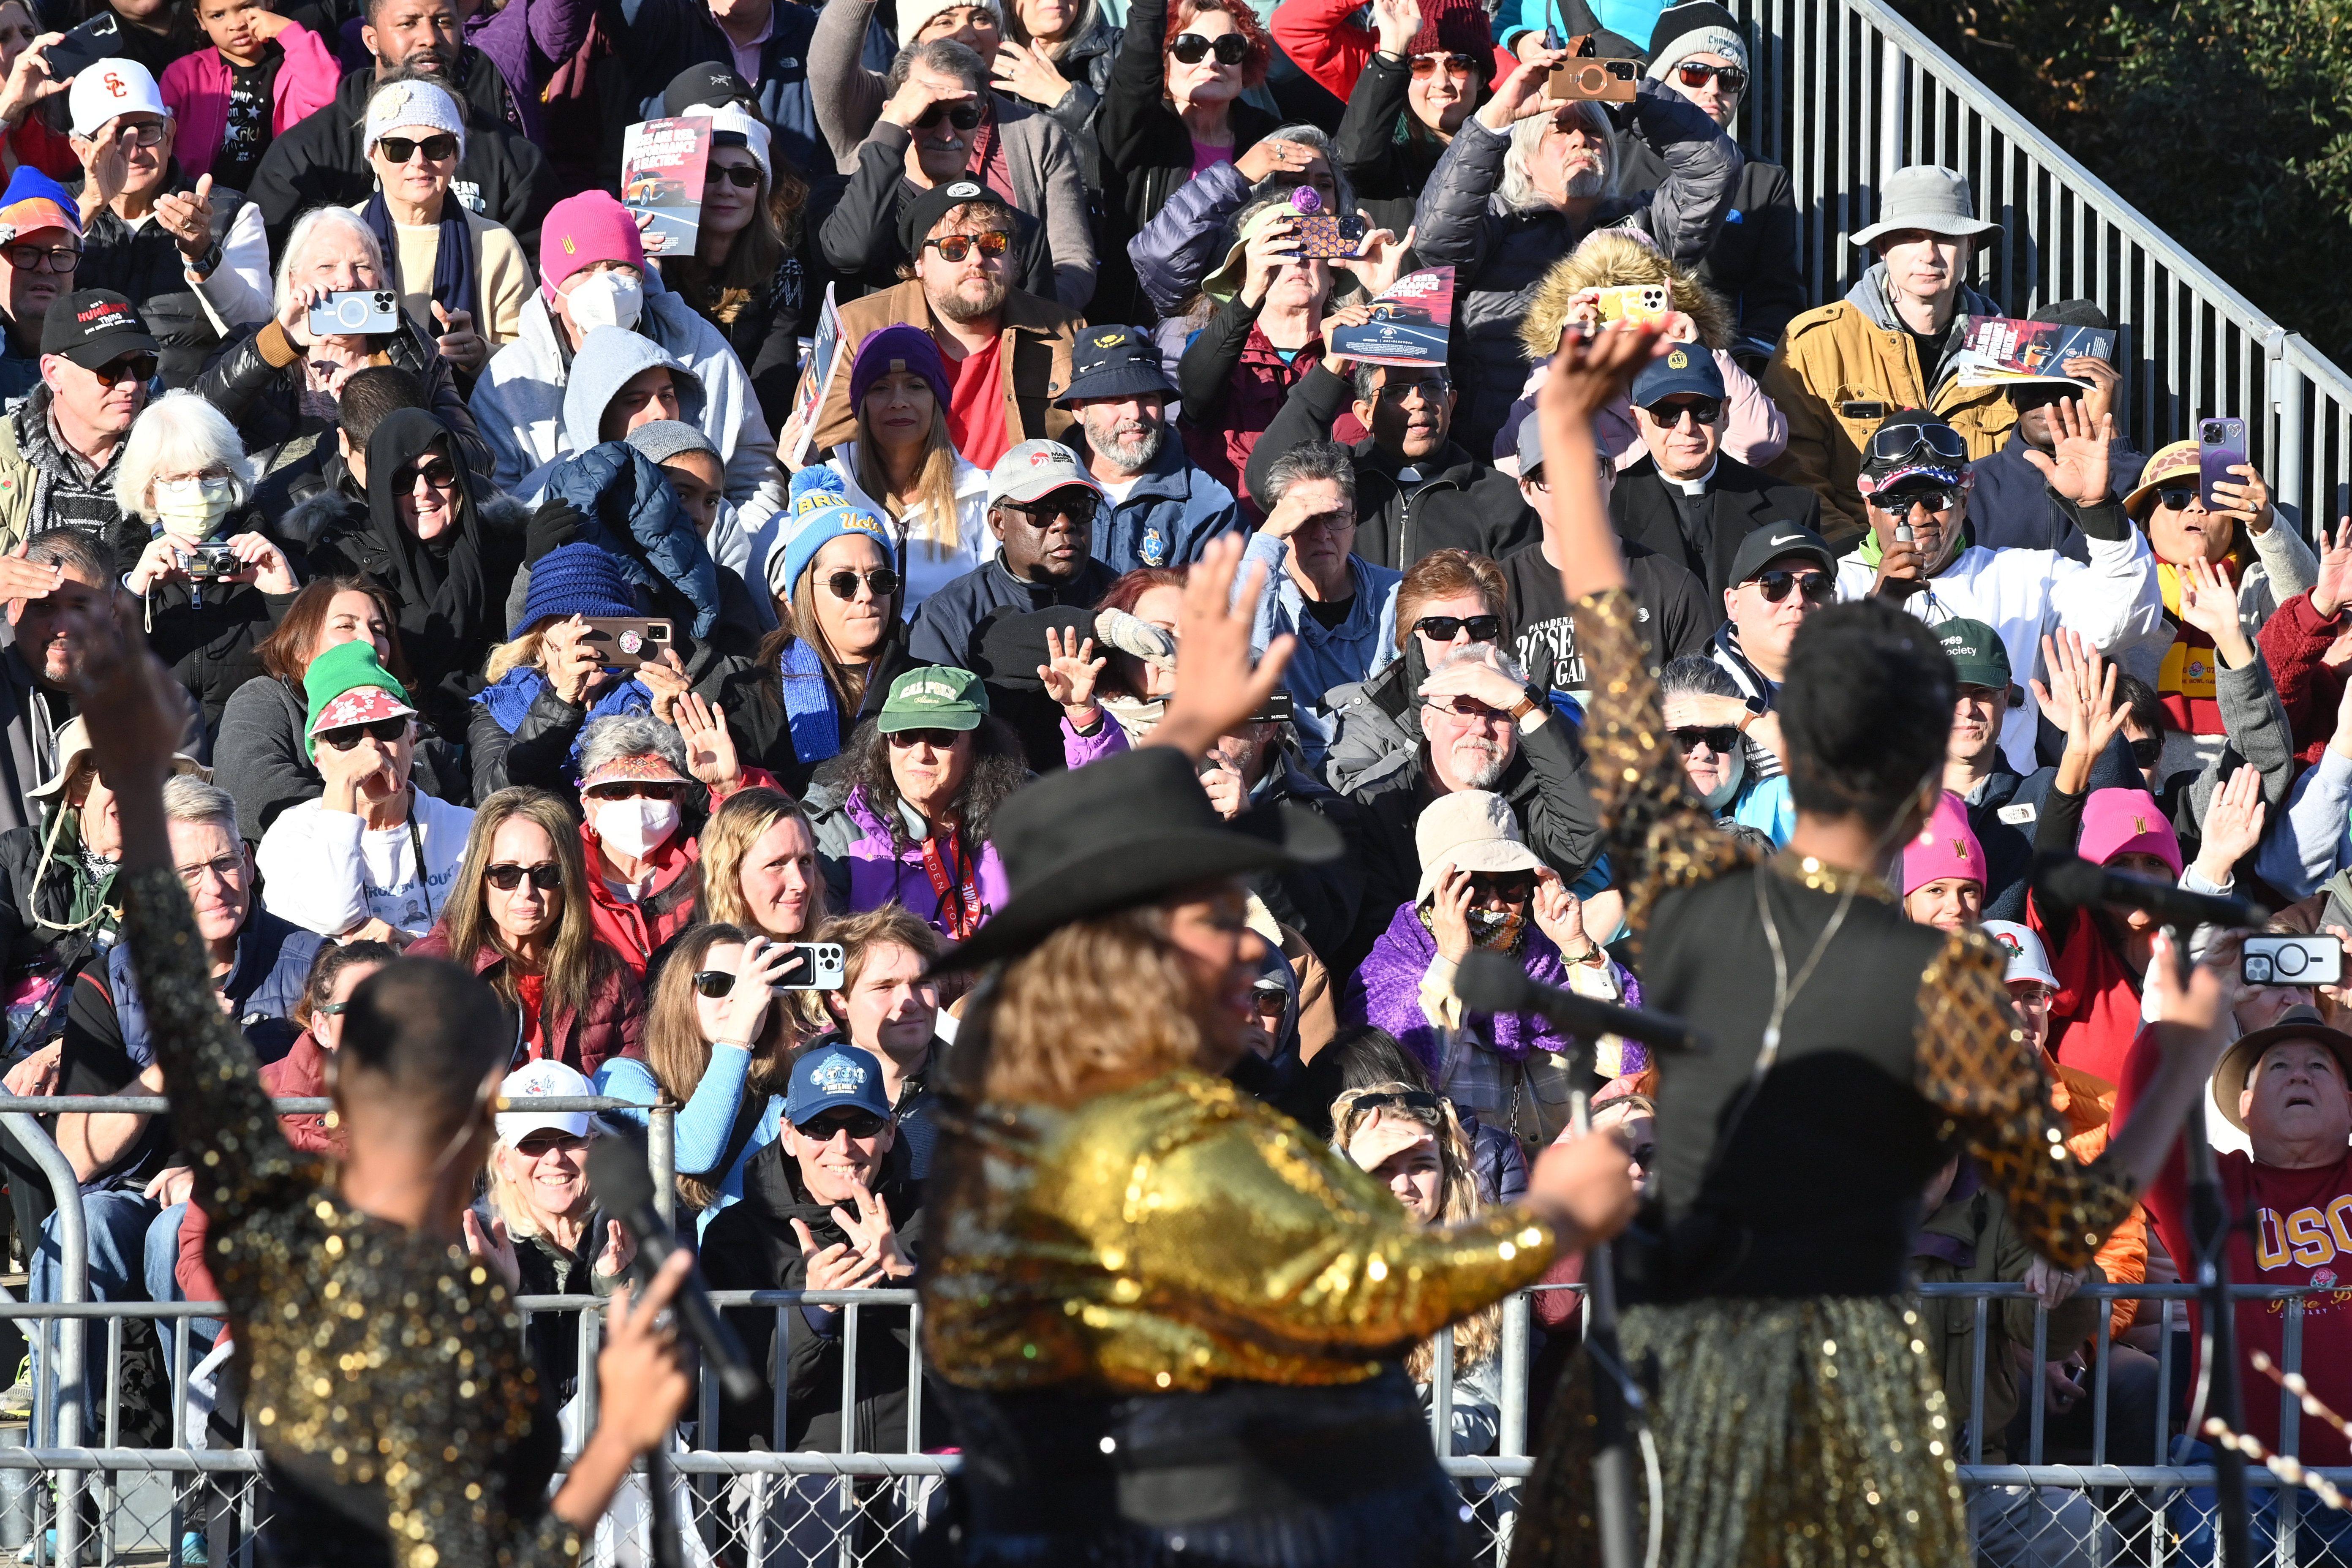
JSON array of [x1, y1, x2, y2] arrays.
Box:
[[1512, 1296, 1967, 1568]]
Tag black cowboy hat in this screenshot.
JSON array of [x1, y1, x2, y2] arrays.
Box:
[[929, 747, 1343, 975]]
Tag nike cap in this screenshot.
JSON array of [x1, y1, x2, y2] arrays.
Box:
[[1727, 523, 1837, 585]]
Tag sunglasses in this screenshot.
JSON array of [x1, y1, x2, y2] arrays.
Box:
[[1426, 695, 1504, 720], [89, 353, 157, 389], [1644, 397, 1721, 428], [1409, 50, 1479, 78], [1414, 614, 1503, 643], [1248, 986, 1288, 1017], [1748, 569, 1834, 605], [316, 1001, 350, 1017], [887, 727, 964, 749], [485, 861, 563, 892], [2155, 487, 2205, 511], [1671, 725, 1741, 755], [798, 1108, 889, 1140], [515, 1130, 587, 1158], [1869, 487, 1959, 516], [3, 242, 78, 272], [2128, 735, 2163, 767], [924, 229, 1009, 263], [316, 716, 408, 750], [710, 164, 762, 189], [1866, 423, 1968, 463], [112, 120, 168, 147], [1169, 30, 1247, 63], [1466, 874, 1535, 901], [1352, 1089, 1445, 1113], [826, 567, 901, 601], [912, 101, 983, 131], [377, 132, 458, 164], [1673, 60, 1746, 92], [693, 969, 741, 998], [1002, 491, 1098, 526], [1374, 375, 1451, 402], [399, 457, 458, 490], [586, 779, 684, 802]]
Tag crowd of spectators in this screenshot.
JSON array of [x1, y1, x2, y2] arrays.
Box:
[[0, 0, 2332, 1557]]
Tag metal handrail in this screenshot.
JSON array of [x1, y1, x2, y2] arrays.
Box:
[[1730, 0, 2352, 535]]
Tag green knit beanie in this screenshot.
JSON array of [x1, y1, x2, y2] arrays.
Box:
[[302, 640, 416, 762]]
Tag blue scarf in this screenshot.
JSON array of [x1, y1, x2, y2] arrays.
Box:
[[779, 637, 840, 765], [479, 667, 653, 776], [361, 185, 479, 337]]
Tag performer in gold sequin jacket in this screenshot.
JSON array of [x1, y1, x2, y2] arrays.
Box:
[[914, 539, 1644, 1567], [57, 596, 696, 1568], [1504, 324, 2244, 1568]]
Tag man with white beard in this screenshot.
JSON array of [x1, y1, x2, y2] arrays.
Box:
[[1345, 640, 1606, 966], [1058, 325, 1240, 572]]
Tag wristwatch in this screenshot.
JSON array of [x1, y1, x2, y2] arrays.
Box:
[[1507, 683, 1545, 722]]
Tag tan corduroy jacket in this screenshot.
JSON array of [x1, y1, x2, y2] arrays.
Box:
[[809, 280, 1081, 456]]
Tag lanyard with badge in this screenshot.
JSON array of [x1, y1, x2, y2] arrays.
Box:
[[918, 829, 985, 941]]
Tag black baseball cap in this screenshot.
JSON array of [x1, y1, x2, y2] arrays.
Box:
[[1726, 523, 1836, 584], [1059, 324, 1176, 404], [42, 289, 156, 370], [663, 63, 757, 117], [898, 178, 1008, 260]]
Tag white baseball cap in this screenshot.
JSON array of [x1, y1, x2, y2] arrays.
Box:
[[495, 1059, 594, 1143], [1981, 920, 2058, 990], [68, 60, 171, 141]]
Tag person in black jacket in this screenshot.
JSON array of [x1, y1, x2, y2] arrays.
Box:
[[245, 20, 556, 256], [1617, 2, 1802, 347], [1605, 345, 1820, 609], [702, 1040, 945, 1552], [1243, 348, 1540, 569], [909, 437, 1118, 671], [1330, 0, 1488, 215], [1093, 0, 1280, 323]]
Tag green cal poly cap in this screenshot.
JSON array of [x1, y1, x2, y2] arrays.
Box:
[[879, 666, 989, 734], [1936, 618, 2013, 693]]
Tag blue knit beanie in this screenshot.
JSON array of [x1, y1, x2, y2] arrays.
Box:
[[773, 499, 895, 603], [512, 541, 638, 638]]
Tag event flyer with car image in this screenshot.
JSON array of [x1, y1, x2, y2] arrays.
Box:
[[621, 115, 712, 256], [1328, 267, 1455, 368]]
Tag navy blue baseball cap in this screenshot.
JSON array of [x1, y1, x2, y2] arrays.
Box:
[[784, 1040, 895, 1127], [1629, 343, 1726, 409], [1059, 323, 1177, 404]]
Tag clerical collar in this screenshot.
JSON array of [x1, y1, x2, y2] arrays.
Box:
[[1665, 456, 1719, 497]]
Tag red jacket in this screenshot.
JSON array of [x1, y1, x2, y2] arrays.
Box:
[[177, 1030, 344, 1304], [2029, 895, 2144, 1089], [1267, 0, 1516, 106], [578, 769, 780, 973], [2257, 588, 2349, 771], [1180, 325, 1326, 519], [408, 927, 646, 1075]]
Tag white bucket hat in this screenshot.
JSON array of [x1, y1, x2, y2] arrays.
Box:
[[1849, 165, 2000, 247], [1414, 791, 1545, 905]]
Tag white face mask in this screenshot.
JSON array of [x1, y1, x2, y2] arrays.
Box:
[[567, 270, 644, 335], [594, 797, 680, 859], [152, 476, 237, 538]]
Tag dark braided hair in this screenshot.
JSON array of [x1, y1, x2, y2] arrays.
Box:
[[1778, 601, 1956, 833]]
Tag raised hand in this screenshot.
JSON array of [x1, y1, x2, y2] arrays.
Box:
[[153, 172, 215, 261], [1232, 137, 1318, 184], [829, 1184, 914, 1280], [1138, 532, 1292, 760], [2172, 553, 2254, 670], [674, 691, 742, 790], [463, 1208, 522, 1293], [2029, 630, 2125, 760], [1334, 219, 1416, 299], [542, 615, 610, 707], [55, 592, 182, 791], [1238, 213, 1302, 308], [714, 935, 800, 1045], [2192, 760, 2267, 883], [1370, 0, 1422, 55], [0, 36, 66, 131], [791, 1216, 887, 1291], [989, 38, 1071, 108], [1530, 865, 1591, 959], [1036, 625, 1105, 722], [593, 1217, 635, 1281], [76, 120, 127, 216], [1478, 46, 1567, 130], [2313, 519, 2352, 619], [2017, 397, 2115, 506], [1429, 863, 1475, 962], [432, 303, 488, 376], [2212, 461, 2275, 535]]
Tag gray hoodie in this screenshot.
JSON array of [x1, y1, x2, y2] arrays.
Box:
[[556, 328, 709, 458]]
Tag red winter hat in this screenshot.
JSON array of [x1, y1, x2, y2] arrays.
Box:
[[1410, 0, 1492, 60]]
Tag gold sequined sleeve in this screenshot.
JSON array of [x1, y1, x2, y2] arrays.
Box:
[[1572, 587, 1755, 957], [1913, 929, 2138, 1271]]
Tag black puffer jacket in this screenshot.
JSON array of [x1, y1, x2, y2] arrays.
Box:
[[142, 574, 297, 742], [1010, 10, 1116, 192], [73, 163, 251, 389], [702, 1136, 945, 1454], [194, 316, 494, 484]]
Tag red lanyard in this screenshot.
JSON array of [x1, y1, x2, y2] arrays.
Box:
[[917, 830, 985, 941]]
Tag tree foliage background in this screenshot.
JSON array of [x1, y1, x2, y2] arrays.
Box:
[[1892, 0, 2352, 365]]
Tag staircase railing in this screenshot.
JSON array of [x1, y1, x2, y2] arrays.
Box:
[[1728, 0, 2352, 534]]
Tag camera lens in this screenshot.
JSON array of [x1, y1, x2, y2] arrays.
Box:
[[2249, 958, 2273, 983], [2278, 946, 2309, 977]]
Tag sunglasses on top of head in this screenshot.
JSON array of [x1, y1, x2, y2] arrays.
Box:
[[1169, 31, 1248, 64], [1674, 60, 1746, 92], [1865, 423, 1968, 464]]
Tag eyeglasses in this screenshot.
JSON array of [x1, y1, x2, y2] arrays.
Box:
[[1001, 491, 1098, 526], [1865, 422, 1968, 464], [398, 457, 458, 490], [886, 727, 963, 749], [88, 354, 157, 389], [1409, 51, 1479, 78], [2155, 487, 2204, 511], [315, 1001, 350, 1017], [1466, 874, 1534, 902], [110, 120, 168, 147], [923, 229, 1009, 263], [1671, 725, 1742, 754], [1426, 695, 1505, 720], [1673, 60, 1746, 93], [3, 242, 77, 272], [1169, 30, 1247, 63], [2128, 735, 2163, 767], [2010, 986, 2055, 1016], [710, 164, 762, 189], [586, 779, 684, 802], [484, 861, 562, 892], [1413, 614, 1503, 643], [316, 716, 408, 750], [1747, 569, 1833, 605], [1643, 397, 1721, 428], [1374, 375, 1451, 402], [825, 567, 901, 601], [1868, 487, 1959, 516], [377, 132, 458, 164], [912, 101, 983, 131], [174, 852, 243, 889], [797, 1108, 889, 1140], [692, 969, 740, 998]]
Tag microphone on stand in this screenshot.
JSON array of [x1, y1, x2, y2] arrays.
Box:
[[1456, 948, 1708, 1055], [2031, 855, 2265, 930]]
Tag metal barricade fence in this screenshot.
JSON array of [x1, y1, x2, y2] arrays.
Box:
[[1722, 0, 2352, 538]]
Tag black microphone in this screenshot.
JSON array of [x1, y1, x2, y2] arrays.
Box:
[[2032, 853, 2265, 931], [1455, 947, 1707, 1054], [586, 1131, 764, 1404]]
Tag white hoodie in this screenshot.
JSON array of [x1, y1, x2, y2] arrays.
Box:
[[258, 791, 476, 939]]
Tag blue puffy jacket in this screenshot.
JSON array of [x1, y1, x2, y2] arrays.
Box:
[[539, 441, 724, 640]]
